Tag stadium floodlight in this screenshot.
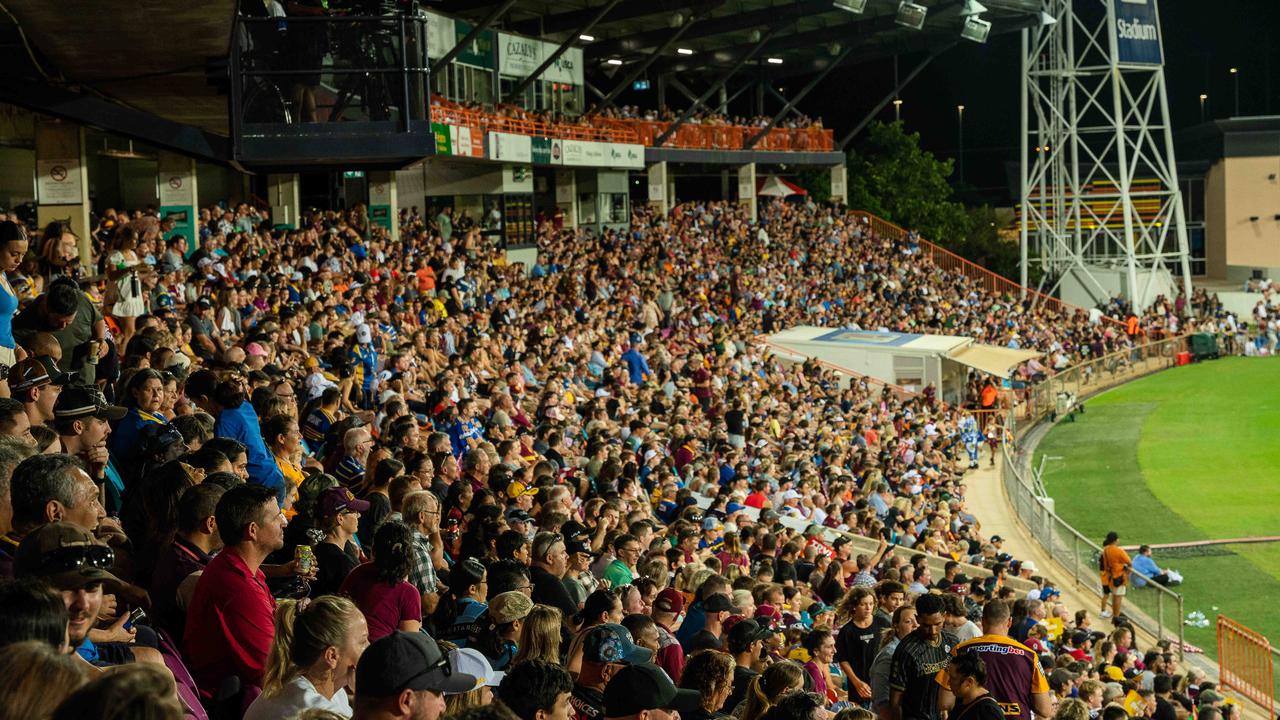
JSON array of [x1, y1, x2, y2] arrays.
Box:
[[895, 2, 928, 30], [960, 16, 991, 43], [766, 57, 784, 64], [606, 58, 623, 66], [959, 0, 987, 16], [676, 47, 695, 55], [833, 0, 867, 13], [1037, 10, 1057, 26], [579, 34, 595, 42]]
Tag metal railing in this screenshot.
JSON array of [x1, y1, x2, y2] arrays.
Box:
[[1218, 615, 1276, 716], [999, 334, 1192, 659]]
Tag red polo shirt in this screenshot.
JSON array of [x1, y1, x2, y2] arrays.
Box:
[[183, 547, 275, 699]]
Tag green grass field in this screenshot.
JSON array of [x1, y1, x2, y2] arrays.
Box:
[[1034, 356, 1280, 661]]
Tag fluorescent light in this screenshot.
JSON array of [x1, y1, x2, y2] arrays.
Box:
[[833, 0, 867, 12], [766, 57, 783, 65], [579, 34, 595, 42], [677, 48, 695, 55], [961, 16, 991, 43], [606, 58, 623, 66], [895, 1, 927, 29]]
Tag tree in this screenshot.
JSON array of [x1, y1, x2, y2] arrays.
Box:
[[846, 121, 969, 244]]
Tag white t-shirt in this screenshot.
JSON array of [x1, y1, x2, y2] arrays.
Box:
[[243, 676, 352, 720]]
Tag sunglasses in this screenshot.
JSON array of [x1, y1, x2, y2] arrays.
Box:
[[37, 544, 114, 575]]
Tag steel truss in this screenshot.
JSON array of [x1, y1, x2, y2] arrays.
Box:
[[1019, 0, 1191, 308]]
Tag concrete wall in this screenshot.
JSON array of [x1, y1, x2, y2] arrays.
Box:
[[0, 147, 34, 209], [1216, 156, 1280, 275]]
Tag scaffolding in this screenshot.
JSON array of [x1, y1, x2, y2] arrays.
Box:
[[1019, 0, 1192, 310]]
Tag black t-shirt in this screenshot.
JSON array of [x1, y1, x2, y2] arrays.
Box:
[[531, 564, 579, 621], [836, 616, 891, 684], [723, 665, 760, 713], [775, 558, 797, 584], [794, 560, 816, 584], [311, 540, 360, 597], [686, 629, 724, 654], [950, 696, 1005, 720], [725, 410, 746, 435], [570, 684, 605, 720], [1153, 698, 1177, 720]]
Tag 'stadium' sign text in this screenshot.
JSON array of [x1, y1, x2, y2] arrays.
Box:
[[1113, 0, 1162, 65]]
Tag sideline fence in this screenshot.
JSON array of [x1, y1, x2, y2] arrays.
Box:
[[999, 334, 1191, 660], [1217, 615, 1275, 716]]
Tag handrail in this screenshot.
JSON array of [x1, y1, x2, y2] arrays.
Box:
[[999, 334, 1191, 659], [1217, 615, 1276, 716], [847, 210, 1125, 326], [430, 102, 641, 144]]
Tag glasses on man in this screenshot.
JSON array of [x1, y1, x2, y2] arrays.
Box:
[[37, 544, 115, 574]]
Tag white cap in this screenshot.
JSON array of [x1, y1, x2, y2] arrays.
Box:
[[448, 648, 503, 691], [1021, 560, 1039, 573], [356, 323, 373, 344]]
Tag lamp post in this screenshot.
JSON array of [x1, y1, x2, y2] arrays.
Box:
[[1230, 68, 1239, 116], [957, 104, 965, 185], [893, 98, 902, 122], [1199, 93, 1208, 122]]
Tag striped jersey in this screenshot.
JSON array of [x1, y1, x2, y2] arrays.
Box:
[[935, 634, 1049, 720]]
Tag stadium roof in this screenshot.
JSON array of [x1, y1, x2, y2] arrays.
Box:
[[437, 0, 1046, 80]]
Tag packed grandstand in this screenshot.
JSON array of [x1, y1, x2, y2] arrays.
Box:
[[0, 191, 1255, 720]]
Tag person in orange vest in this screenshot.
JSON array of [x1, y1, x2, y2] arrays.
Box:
[[1126, 314, 1140, 338], [1099, 531, 1131, 620], [979, 379, 998, 410]]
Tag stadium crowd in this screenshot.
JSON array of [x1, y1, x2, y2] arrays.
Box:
[[0, 197, 1244, 720]]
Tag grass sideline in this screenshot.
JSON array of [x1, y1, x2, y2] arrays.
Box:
[[1035, 356, 1280, 667]]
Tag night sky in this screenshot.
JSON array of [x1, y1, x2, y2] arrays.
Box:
[[786, 0, 1280, 204]]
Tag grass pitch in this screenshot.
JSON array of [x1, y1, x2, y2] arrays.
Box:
[[1035, 356, 1280, 660]]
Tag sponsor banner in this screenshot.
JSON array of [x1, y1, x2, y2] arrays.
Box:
[[647, 162, 667, 204], [498, 33, 583, 85], [1114, 0, 1162, 65], [531, 137, 556, 165], [488, 132, 533, 163], [425, 11, 455, 60], [453, 21, 495, 69], [561, 140, 645, 169], [448, 125, 483, 158], [432, 122, 452, 155]]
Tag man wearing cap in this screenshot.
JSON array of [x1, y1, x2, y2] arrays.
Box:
[[602, 663, 703, 720], [11, 355, 71, 428], [352, 631, 477, 720], [186, 296, 223, 360], [572, 623, 655, 720], [602, 533, 641, 589], [15, 521, 163, 667], [685, 592, 734, 654], [49, 383, 128, 513], [185, 483, 287, 700], [724, 617, 772, 712], [936, 600, 1051, 720], [698, 516, 724, 554], [651, 587, 687, 683]]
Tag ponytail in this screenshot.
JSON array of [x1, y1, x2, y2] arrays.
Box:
[[262, 596, 359, 697], [740, 660, 805, 720]]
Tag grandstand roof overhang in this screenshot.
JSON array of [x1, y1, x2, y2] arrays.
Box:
[[1177, 116, 1280, 164], [443, 0, 1045, 81]]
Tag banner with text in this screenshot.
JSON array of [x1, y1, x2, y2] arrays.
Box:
[[488, 132, 533, 163], [1114, 0, 1163, 66], [498, 33, 584, 85], [561, 140, 645, 169]]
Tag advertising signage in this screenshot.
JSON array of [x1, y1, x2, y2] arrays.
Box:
[[1114, 0, 1162, 66]]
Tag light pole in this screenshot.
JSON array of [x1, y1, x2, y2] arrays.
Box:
[[957, 104, 965, 185], [893, 98, 902, 122], [1230, 67, 1239, 116], [1199, 93, 1208, 122]]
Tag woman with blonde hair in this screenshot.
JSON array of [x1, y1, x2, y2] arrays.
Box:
[[245, 595, 370, 720], [444, 647, 506, 714], [679, 649, 736, 720], [0, 640, 86, 720], [1053, 698, 1090, 720], [736, 660, 806, 720], [512, 604, 563, 665]]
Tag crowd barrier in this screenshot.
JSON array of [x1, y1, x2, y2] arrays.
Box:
[[1217, 615, 1275, 716], [430, 103, 640, 144], [999, 334, 1191, 659], [599, 119, 834, 151]]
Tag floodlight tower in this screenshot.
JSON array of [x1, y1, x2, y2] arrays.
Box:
[[1019, 0, 1192, 310]]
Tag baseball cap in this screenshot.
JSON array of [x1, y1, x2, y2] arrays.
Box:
[[10, 355, 73, 392], [195, 297, 212, 309], [14, 522, 123, 591], [565, 536, 592, 557], [141, 423, 186, 456], [703, 593, 734, 613], [807, 602, 833, 618], [726, 617, 772, 647], [760, 509, 780, 522], [1198, 690, 1225, 706], [990, 535, 1004, 543], [319, 486, 372, 516], [357, 631, 477, 697], [725, 502, 747, 515], [604, 664, 702, 718], [1049, 668, 1079, 687], [583, 623, 654, 665], [245, 342, 268, 357], [448, 648, 503, 690], [506, 479, 539, 500], [654, 588, 686, 615], [356, 324, 373, 344], [702, 516, 723, 531], [1020, 560, 1039, 573], [504, 508, 533, 524], [53, 384, 127, 421], [754, 604, 783, 629], [489, 591, 534, 625]]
